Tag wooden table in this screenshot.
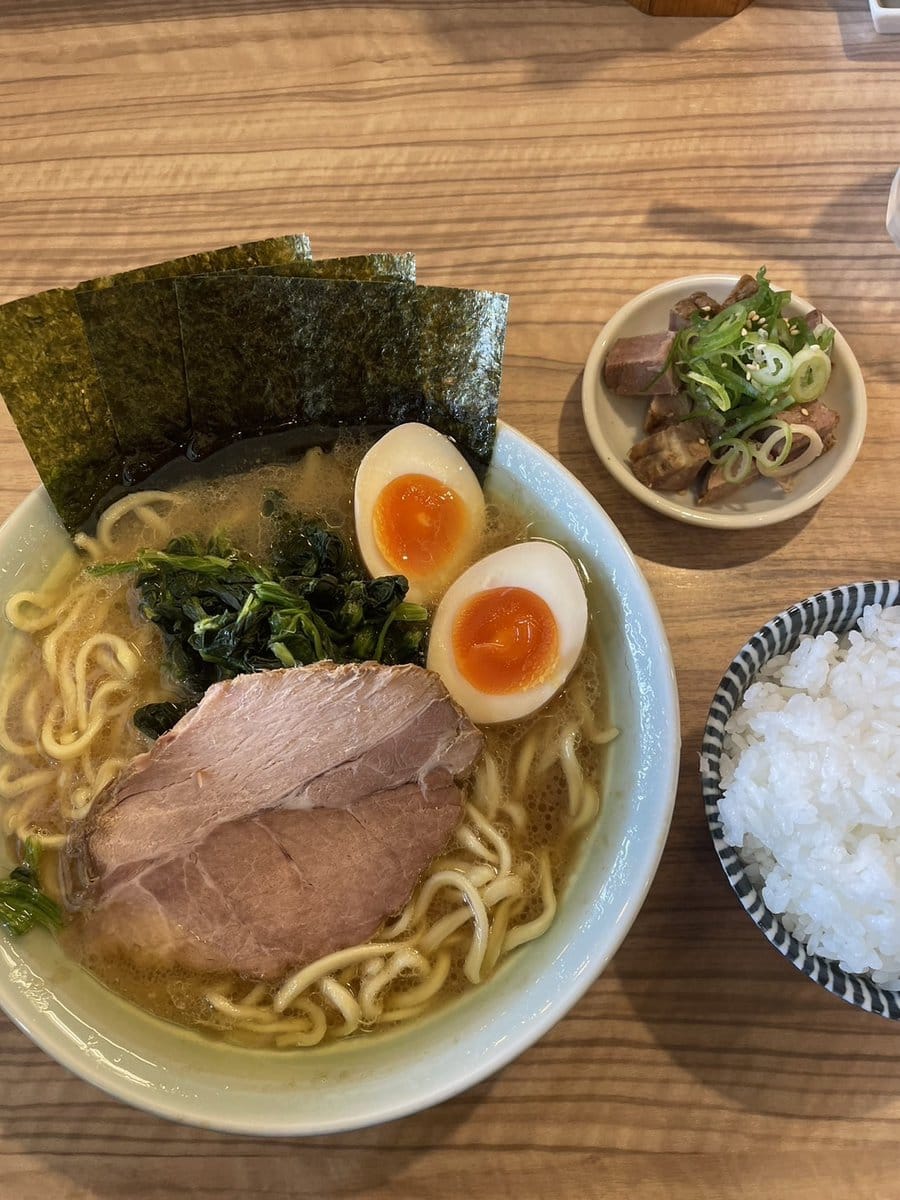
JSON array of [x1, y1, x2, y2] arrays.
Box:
[[1, 2, 899, 1196]]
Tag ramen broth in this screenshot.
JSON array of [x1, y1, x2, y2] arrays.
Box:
[[0, 433, 612, 1046]]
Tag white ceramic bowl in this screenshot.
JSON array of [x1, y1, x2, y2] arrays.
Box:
[[0, 423, 680, 1135], [581, 274, 867, 529]]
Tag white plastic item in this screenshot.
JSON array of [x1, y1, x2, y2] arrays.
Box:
[[870, 0, 900, 34], [887, 168, 900, 244]]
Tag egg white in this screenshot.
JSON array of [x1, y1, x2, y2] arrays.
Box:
[[354, 423, 485, 604], [426, 541, 589, 724]]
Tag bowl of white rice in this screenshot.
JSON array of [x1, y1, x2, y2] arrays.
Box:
[[701, 580, 900, 1017]]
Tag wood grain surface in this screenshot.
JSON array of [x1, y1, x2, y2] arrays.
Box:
[[1, 2, 899, 1196]]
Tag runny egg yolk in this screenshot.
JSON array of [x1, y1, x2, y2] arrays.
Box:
[[451, 587, 559, 695], [373, 473, 468, 580]]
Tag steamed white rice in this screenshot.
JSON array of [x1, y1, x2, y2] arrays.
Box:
[[719, 604, 900, 986]]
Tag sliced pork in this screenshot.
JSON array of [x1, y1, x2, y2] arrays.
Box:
[[720, 273, 758, 308], [644, 391, 692, 434], [780, 399, 840, 452], [603, 332, 677, 395], [628, 420, 710, 491], [67, 663, 483, 981], [668, 291, 721, 332]]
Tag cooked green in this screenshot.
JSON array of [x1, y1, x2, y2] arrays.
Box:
[[91, 500, 428, 737], [0, 841, 62, 937]]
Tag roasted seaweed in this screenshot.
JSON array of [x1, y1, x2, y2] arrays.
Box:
[[75, 234, 313, 292], [244, 251, 415, 284], [417, 285, 508, 477], [176, 275, 423, 455], [77, 253, 417, 481], [76, 279, 191, 479], [0, 236, 507, 533], [0, 288, 121, 528]]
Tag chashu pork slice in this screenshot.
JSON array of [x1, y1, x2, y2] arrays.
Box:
[[67, 662, 483, 981]]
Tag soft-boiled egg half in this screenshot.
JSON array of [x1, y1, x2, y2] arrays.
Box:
[[427, 541, 589, 724], [354, 423, 485, 604]]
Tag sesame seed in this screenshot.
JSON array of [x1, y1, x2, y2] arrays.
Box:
[[801, 407, 809, 415], [741, 327, 748, 336], [699, 437, 707, 445]]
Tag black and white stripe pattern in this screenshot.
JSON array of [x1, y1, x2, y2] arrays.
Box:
[[701, 580, 900, 1019]]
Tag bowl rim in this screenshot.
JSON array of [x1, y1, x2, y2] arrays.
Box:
[[0, 420, 681, 1134], [701, 578, 900, 1017], [581, 273, 868, 529]]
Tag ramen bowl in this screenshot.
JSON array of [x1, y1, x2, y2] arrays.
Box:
[[0, 422, 680, 1134]]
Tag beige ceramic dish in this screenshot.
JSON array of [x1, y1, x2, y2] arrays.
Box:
[[581, 274, 867, 529]]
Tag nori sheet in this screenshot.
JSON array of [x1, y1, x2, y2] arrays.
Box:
[[75, 234, 313, 291], [176, 275, 423, 455], [76, 253, 416, 479], [245, 252, 416, 284], [0, 239, 506, 533], [76, 279, 190, 480], [0, 289, 121, 529], [416, 286, 508, 475]]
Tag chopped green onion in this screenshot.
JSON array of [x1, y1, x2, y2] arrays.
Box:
[[708, 436, 747, 466], [746, 341, 794, 388], [685, 370, 732, 412], [721, 443, 754, 484], [789, 346, 831, 402], [750, 420, 794, 474], [667, 268, 833, 452]]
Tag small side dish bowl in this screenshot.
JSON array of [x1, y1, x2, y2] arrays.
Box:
[[581, 274, 867, 529], [701, 579, 900, 1016], [0, 422, 680, 1134]]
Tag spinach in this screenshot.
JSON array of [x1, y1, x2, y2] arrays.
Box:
[[92, 503, 429, 736], [0, 840, 63, 937]]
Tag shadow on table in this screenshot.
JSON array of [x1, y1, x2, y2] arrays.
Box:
[[6, 1021, 479, 1197], [1, 0, 298, 25], [604, 719, 895, 1122], [5, 0, 719, 81], [820, 0, 900, 63], [644, 173, 894, 307], [411, 0, 723, 84]]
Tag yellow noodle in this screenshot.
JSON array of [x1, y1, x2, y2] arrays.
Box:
[[374, 1003, 429, 1025], [481, 897, 514, 977], [271, 1002, 328, 1048], [385, 950, 452, 1010], [274, 942, 411, 1013], [317, 976, 362, 1037], [358, 948, 429, 1022], [466, 803, 512, 876], [0, 763, 57, 800], [455, 824, 498, 864], [0, 676, 44, 757], [473, 750, 502, 819], [503, 851, 556, 953]]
